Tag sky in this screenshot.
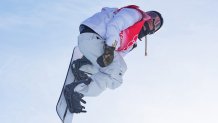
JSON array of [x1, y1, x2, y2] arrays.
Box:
[[0, 0, 218, 123]]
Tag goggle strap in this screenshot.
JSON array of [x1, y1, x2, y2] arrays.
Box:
[[144, 36, 147, 56]]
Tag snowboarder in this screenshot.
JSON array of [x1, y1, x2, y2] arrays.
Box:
[[64, 5, 163, 113]]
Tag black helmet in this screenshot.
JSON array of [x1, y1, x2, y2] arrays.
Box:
[[138, 11, 163, 40], [146, 11, 163, 34]]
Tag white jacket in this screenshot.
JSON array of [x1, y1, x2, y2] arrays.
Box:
[[81, 7, 142, 50]]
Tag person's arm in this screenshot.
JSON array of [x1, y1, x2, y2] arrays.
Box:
[[105, 8, 142, 49], [97, 8, 142, 67]]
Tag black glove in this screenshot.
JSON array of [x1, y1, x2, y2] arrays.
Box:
[[97, 44, 115, 67]]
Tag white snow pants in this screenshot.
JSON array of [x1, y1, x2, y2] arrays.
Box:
[[74, 33, 127, 96]]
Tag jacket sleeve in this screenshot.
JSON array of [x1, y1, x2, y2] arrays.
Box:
[[105, 8, 142, 49]]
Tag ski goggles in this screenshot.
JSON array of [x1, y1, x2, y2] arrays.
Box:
[[146, 11, 163, 34]]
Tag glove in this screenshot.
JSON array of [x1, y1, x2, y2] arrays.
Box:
[[97, 44, 115, 67]]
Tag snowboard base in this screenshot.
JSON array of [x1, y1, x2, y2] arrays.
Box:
[[56, 46, 83, 123]]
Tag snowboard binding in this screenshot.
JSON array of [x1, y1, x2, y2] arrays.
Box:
[[71, 56, 92, 81], [64, 77, 92, 113], [64, 56, 92, 113]]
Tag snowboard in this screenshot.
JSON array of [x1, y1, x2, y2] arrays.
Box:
[[56, 46, 83, 123]]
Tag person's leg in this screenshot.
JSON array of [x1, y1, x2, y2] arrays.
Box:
[[75, 33, 127, 96]]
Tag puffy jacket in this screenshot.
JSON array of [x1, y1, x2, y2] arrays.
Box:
[[81, 7, 142, 50]]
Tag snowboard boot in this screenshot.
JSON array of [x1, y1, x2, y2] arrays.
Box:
[[71, 56, 92, 81], [64, 78, 92, 113]]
